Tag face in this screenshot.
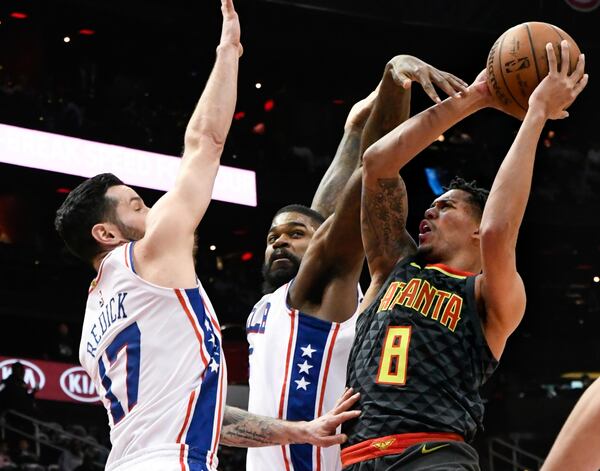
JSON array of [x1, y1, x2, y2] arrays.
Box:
[[262, 211, 319, 292], [417, 189, 480, 262], [105, 185, 149, 242]]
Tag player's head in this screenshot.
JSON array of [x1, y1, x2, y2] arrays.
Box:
[[262, 204, 325, 294], [417, 177, 489, 263], [55, 173, 148, 265], [11, 362, 25, 380]]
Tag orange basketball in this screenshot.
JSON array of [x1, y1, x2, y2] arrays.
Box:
[[486, 22, 581, 119]]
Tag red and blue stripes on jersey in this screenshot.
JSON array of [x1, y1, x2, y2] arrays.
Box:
[[279, 310, 340, 471], [175, 287, 225, 471]]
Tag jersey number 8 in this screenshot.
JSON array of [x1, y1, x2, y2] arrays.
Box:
[[376, 326, 412, 385]]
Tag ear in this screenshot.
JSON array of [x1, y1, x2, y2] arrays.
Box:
[[472, 226, 481, 244], [91, 222, 123, 249]]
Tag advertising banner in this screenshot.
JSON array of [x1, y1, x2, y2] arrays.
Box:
[[0, 356, 100, 405]]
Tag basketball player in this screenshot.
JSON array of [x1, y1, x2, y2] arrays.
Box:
[[341, 41, 587, 470], [541, 378, 600, 470], [247, 57, 468, 471], [54, 1, 361, 470]]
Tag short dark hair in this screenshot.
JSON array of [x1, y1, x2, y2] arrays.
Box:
[[273, 204, 326, 227], [55, 173, 124, 263], [444, 177, 489, 219]]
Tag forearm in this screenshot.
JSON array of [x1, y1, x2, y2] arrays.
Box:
[[480, 107, 546, 244], [311, 126, 362, 218], [360, 62, 411, 156], [183, 45, 239, 154], [363, 90, 485, 179], [220, 406, 303, 448], [542, 379, 600, 470]]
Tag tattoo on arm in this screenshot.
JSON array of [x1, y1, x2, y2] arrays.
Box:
[[220, 406, 287, 448], [362, 177, 414, 277], [311, 129, 362, 218]]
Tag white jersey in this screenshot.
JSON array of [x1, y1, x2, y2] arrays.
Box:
[[246, 281, 360, 471], [79, 242, 226, 471]]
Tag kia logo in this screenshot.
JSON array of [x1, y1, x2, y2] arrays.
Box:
[[59, 366, 101, 403], [0, 359, 46, 390]]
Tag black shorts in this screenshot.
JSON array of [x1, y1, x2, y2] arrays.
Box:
[[344, 441, 480, 471]]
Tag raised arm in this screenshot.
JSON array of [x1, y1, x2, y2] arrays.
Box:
[[220, 389, 360, 447], [133, 0, 242, 286], [360, 55, 468, 156], [310, 91, 377, 218], [541, 379, 600, 471], [477, 42, 587, 358], [361, 74, 488, 303]]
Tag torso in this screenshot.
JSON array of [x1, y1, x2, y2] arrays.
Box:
[[80, 243, 226, 471], [343, 256, 498, 446], [246, 281, 360, 471]]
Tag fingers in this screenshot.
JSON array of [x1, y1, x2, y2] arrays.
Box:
[[431, 73, 461, 99], [419, 78, 442, 103], [546, 43, 558, 75], [445, 73, 469, 93], [571, 53, 586, 83], [314, 433, 348, 448], [559, 40, 569, 77], [392, 70, 412, 89], [221, 0, 236, 16], [333, 391, 360, 414], [573, 73, 589, 96]]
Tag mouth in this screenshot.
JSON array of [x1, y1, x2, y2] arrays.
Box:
[[271, 257, 292, 268], [419, 220, 432, 236], [269, 251, 294, 269], [418, 220, 433, 244]]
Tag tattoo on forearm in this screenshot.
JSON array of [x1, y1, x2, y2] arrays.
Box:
[[220, 407, 281, 447], [312, 130, 361, 217], [362, 177, 407, 259]]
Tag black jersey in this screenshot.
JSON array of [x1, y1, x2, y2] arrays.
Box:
[[343, 256, 498, 446]]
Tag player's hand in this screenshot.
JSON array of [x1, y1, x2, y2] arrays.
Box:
[[387, 55, 468, 103], [528, 41, 587, 120], [297, 387, 361, 447], [219, 0, 243, 57], [344, 88, 379, 131]]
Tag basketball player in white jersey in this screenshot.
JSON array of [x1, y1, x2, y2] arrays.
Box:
[[55, 1, 361, 470], [247, 57, 469, 471]]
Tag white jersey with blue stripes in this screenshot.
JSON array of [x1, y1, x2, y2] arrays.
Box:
[[79, 242, 227, 471], [246, 281, 360, 471]]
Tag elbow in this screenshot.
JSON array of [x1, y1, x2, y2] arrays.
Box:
[[184, 124, 227, 152], [479, 222, 518, 252], [362, 144, 384, 176]]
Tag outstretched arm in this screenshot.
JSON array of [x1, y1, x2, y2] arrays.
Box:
[[220, 388, 360, 448], [311, 91, 377, 218], [135, 0, 242, 286], [360, 55, 467, 156], [293, 57, 466, 322], [542, 379, 600, 471], [477, 41, 587, 359], [360, 73, 489, 307]]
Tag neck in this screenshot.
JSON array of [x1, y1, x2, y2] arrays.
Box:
[[425, 251, 481, 275], [92, 243, 125, 271]]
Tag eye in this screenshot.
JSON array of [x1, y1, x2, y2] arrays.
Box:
[[291, 231, 304, 238], [267, 235, 276, 244]]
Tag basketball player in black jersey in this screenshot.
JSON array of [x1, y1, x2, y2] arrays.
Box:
[[342, 41, 587, 470]]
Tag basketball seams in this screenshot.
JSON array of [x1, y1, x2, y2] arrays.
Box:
[[498, 28, 527, 111], [548, 25, 572, 73], [525, 23, 543, 84]]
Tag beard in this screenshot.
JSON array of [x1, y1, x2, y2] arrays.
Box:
[[261, 248, 301, 294], [115, 220, 145, 242]]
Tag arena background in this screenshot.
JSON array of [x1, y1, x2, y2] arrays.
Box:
[[0, 0, 599, 469]]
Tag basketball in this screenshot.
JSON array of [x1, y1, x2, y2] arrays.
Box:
[[486, 22, 581, 119]]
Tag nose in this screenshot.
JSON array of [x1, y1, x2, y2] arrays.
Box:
[[272, 234, 290, 248], [424, 206, 438, 219]]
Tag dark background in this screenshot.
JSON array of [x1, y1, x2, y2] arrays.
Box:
[[1, 0, 599, 468]]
